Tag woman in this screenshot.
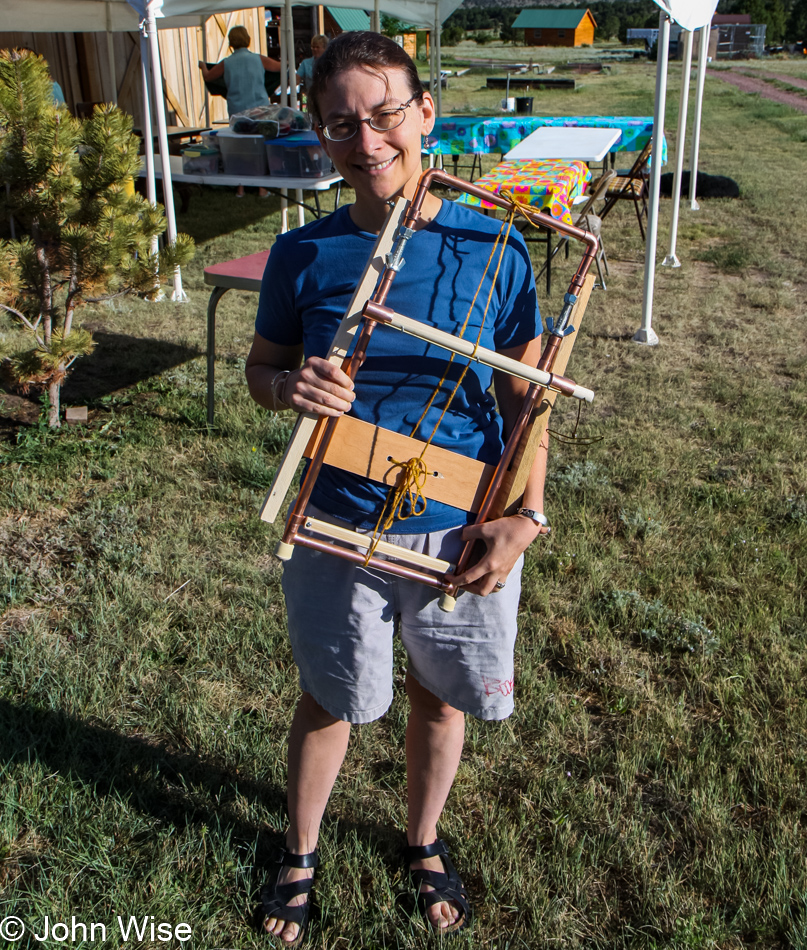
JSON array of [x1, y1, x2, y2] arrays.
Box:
[[296, 34, 329, 95], [198, 26, 280, 197], [245, 31, 549, 945]]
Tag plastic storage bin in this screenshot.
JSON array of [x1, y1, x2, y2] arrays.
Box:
[[181, 146, 220, 175], [265, 132, 330, 178], [200, 130, 220, 150], [217, 129, 268, 177]]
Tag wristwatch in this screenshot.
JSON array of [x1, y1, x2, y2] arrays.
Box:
[[515, 508, 551, 532]]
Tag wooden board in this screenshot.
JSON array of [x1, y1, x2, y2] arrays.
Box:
[[502, 272, 594, 514], [304, 414, 494, 514]]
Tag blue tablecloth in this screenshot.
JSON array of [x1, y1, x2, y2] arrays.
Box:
[[424, 115, 667, 163]]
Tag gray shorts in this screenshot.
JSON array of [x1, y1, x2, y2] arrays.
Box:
[[281, 506, 523, 724]]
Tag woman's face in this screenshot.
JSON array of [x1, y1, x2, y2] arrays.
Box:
[[312, 42, 326, 58], [315, 66, 435, 214]]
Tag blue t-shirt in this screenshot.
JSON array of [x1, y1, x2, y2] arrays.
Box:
[[256, 200, 541, 533], [224, 48, 270, 116], [297, 57, 316, 91]]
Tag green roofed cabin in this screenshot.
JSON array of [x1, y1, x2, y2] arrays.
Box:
[[511, 8, 597, 47]]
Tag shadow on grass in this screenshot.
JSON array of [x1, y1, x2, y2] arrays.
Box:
[[60, 331, 199, 404], [0, 698, 284, 858], [176, 185, 284, 245], [0, 697, 407, 937]]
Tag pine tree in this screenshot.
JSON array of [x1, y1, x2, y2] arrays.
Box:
[[0, 50, 194, 427]]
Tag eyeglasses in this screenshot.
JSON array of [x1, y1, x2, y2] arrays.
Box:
[[320, 95, 419, 142]]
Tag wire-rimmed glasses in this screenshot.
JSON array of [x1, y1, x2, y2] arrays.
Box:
[[320, 95, 420, 142]]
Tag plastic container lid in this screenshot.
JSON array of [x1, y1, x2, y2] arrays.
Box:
[[182, 146, 220, 156], [216, 127, 265, 139], [266, 132, 322, 148]]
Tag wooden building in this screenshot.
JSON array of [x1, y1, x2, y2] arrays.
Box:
[[511, 8, 597, 48]]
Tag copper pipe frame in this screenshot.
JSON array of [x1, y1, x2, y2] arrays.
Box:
[[280, 168, 597, 594]]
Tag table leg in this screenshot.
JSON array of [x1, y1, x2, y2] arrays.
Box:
[[207, 285, 229, 427]]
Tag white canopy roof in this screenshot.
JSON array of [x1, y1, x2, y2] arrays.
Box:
[[653, 0, 717, 32], [0, 0, 201, 32], [0, 0, 463, 33]]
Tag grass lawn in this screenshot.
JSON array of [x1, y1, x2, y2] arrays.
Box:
[[1, 58, 806, 949]]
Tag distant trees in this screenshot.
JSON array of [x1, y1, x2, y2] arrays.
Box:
[[789, 0, 807, 38], [438, 0, 802, 48], [442, 2, 662, 46], [716, 0, 789, 43], [381, 14, 407, 38], [500, 22, 522, 45], [441, 23, 464, 46]]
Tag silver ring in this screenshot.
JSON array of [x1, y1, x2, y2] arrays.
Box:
[[494, 580, 506, 591]]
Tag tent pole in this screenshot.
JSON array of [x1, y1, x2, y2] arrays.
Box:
[[634, 10, 670, 347], [139, 32, 160, 266], [106, 3, 118, 104], [688, 24, 710, 210], [145, 0, 186, 302], [662, 27, 692, 268], [279, 8, 289, 232], [201, 20, 210, 128], [434, 0, 442, 118], [372, 0, 380, 34], [429, 19, 435, 109], [286, 0, 303, 226]]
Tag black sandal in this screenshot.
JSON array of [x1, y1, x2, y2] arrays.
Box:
[[259, 847, 319, 947], [404, 839, 471, 934]]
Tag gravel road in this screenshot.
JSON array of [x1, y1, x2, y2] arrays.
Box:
[[708, 68, 807, 114]]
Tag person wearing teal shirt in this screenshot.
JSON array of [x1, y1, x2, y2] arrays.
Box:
[[198, 26, 281, 197], [297, 34, 329, 95]]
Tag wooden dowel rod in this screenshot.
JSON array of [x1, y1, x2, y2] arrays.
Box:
[[302, 518, 454, 572], [364, 302, 594, 403]]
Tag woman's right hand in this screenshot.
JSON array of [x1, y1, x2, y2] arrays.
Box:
[[283, 357, 355, 416]]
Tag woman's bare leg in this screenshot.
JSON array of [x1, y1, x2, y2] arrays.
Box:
[[264, 691, 351, 944], [405, 672, 466, 931]]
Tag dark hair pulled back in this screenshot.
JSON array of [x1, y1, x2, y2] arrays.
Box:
[[307, 31, 424, 125]]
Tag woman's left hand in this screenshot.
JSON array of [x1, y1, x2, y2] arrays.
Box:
[[445, 515, 547, 596]]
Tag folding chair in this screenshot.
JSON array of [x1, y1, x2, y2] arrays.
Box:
[[596, 141, 651, 240], [535, 169, 615, 292], [570, 169, 615, 290]]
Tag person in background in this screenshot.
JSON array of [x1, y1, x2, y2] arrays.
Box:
[[198, 26, 280, 197], [296, 34, 329, 95], [51, 78, 66, 107]]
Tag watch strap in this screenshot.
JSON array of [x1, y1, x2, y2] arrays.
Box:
[[515, 508, 550, 530]]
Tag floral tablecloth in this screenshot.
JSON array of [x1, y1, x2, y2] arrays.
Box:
[[424, 115, 667, 164], [457, 159, 591, 225]]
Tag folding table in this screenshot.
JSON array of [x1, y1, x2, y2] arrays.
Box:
[[203, 249, 269, 425], [504, 126, 622, 162], [141, 155, 342, 234], [458, 159, 591, 294]]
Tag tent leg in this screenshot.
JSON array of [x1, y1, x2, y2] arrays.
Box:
[[663, 28, 693, 268], [145, 0, 186, 302], [689, 25, 710, 211], [634, 10, 670, 347], [434, 1, 442, 118], [139, 31, 162, 298]]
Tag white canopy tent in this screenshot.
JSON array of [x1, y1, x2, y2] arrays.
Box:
[[2, 0, 462, 300], [636, 0, 718, 345]]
